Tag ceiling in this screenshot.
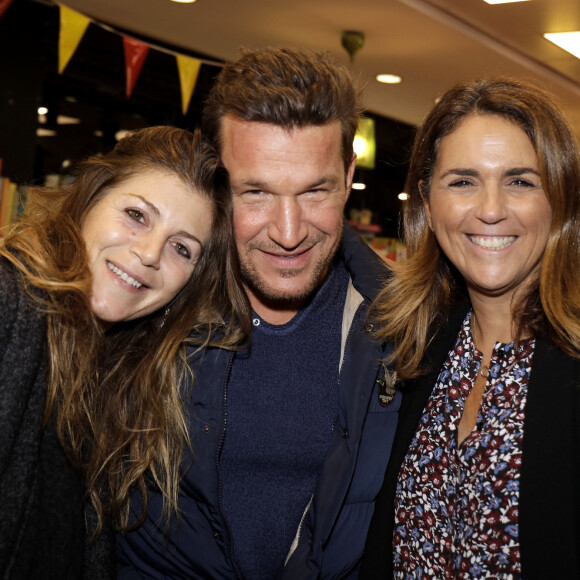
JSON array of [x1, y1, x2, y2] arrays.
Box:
[[60, 0, 580, 137]]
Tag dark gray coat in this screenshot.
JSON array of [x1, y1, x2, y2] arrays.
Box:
[[0, 258, 113, 579]]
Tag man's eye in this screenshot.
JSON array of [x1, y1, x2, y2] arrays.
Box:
[[126, 209, 145, 222], [173, 242, 191, 259]]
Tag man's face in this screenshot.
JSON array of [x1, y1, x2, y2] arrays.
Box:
[[221, 116, 355, 322]]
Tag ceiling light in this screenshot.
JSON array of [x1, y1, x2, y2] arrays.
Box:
[[544, 32, 580, 59], [352, 183, 366, 190], [341, 30, 365, 62], [115, 129, 131, 141], [57, 115, 81, 125], [354, 117, 376, 169], [398, 192, 409, 201], [353, 135, 368, 157], [482, 0, 530, 4], [37, 128, 57, 137], [37, 106, 48, 115], [376, 74, 402, 84], [171, 0, 196, 3]]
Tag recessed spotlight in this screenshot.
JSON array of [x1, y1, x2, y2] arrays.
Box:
[[544, 32, 580, 60], [376, 74, 402, 84], [37, 106, 48, 115], [352, 183, 366, 190], [483, 0, 530, 4], [398, 192, 409, 201]]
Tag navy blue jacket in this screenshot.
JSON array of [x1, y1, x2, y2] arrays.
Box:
[[117, 224, 401, 579]]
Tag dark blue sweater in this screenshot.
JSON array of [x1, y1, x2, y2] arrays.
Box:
[[220, 261, 349, 579]]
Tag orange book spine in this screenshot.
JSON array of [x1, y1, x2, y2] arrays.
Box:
[[0, 177, 12, 227]]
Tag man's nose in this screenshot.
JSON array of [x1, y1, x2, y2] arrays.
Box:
[[267, 197, 309, 249]]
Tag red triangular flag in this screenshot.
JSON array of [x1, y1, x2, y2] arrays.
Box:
[[123, 36, 149, 99], [0, 0, 14, 21]]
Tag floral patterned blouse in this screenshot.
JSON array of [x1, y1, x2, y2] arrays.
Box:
[[393, 312, 535, 579]]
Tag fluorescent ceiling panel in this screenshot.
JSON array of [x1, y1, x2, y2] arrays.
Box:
[[544, 32, 580, 60]]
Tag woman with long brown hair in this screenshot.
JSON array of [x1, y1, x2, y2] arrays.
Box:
[[0, 126, 250, 578], [361, 78, 580, 578]]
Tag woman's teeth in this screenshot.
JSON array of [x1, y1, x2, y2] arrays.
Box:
[[107, 262, 143, 288], [469, 235, 516, 250]]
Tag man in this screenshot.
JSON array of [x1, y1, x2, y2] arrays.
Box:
[[117, 47, 401, 579]]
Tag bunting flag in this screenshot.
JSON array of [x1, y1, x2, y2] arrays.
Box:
[[176, 54, 201, 115], [0, 0, 14, 22], [123, 36, 149, 99], [58, 5, 90, 74]]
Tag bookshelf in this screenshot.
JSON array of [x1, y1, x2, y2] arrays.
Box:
[[0, 157, 26, 232]]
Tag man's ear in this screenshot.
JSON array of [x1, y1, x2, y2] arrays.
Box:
[[345, 154, 357, 202], [420, 180, 434, 231]]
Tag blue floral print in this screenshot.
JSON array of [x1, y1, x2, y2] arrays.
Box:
[[393, 312, 535, 579]]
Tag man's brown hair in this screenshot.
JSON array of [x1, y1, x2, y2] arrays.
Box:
[[202, 46, 363, 173]]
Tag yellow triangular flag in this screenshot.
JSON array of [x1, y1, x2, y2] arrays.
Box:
[[58, 5, 90, 74], [176, 54, 201, 115]]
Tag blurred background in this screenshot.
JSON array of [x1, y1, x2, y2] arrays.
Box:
[[1, 0, 579, 253]]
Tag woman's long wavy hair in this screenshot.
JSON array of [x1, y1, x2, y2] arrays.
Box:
[[0, 126, 251, 531], [371, 77, 580, 379]]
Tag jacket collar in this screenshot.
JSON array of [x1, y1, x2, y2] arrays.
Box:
[[340, 221, 389, 303]]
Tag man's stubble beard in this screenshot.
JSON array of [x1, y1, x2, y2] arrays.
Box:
[[239, 226, 344, 308]]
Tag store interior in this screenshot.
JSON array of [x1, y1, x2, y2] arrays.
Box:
[[1, 0, 580, 246]]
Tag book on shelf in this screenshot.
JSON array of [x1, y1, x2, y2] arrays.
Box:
[[0, 177, 24, 229], [0, 176, 11, 227]]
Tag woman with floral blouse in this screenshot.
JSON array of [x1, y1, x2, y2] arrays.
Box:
[[360, 77, 580, 579]]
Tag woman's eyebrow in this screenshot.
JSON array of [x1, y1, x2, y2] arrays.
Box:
[[127, 194, 160, 217], [504, 167, 541, 177], [440, 168, 479, 178]]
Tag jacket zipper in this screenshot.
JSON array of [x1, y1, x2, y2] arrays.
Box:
[[285, 299, 366, 565], [215, 350, 243, 579]]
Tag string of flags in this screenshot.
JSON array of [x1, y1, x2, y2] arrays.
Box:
[[58, 3, 217, 114], [0, 1, 222, 115], [0, 0, 13, 21]]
